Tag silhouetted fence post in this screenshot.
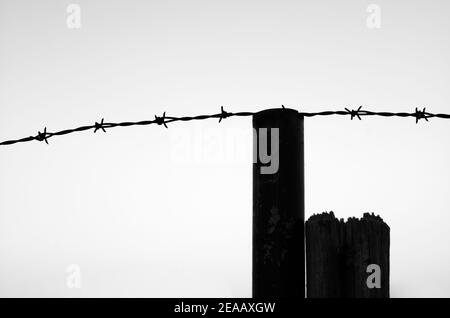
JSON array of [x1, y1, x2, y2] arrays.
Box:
[[306, 212, 390, 298], [305, 213, 345, 297], [252, 108, 304, 298]]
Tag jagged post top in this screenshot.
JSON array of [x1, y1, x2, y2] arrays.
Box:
[[307, 211, 389, 228]]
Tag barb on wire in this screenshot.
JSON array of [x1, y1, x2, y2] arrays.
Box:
[[2, 106, 450, 147], [36, 127, 49, 144], [219, 106, 230, 123], [345, 106, 363, 120], [94, 118, 106, 133], [154, 112, 168, 128], [414, 107, 429, 124]]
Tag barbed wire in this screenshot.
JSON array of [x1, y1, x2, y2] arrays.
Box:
[[1, 106, 450, 146]]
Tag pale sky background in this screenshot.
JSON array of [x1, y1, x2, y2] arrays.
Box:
[[1, 0, 450, 297]]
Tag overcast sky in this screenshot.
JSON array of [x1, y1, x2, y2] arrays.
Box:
[[1, 0, 450, 297]]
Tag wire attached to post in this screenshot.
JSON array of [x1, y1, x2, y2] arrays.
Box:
[[2, 106, 450, 146]]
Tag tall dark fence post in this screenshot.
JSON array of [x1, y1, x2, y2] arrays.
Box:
[[252, 108, 304, 298], [306, 212, 390, 298]]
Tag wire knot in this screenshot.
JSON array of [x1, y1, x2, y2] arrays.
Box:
[[94, 118, 106, 133], [345, 106, 363, 120], [219, 106, 230, 123], [155, 112, 168, 128], [415, 107, 429, 124], [36, 127, 49, 144]]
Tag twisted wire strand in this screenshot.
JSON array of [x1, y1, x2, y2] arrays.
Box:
[[1, 106, 448, 146]]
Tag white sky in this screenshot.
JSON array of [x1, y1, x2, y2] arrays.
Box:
[[1, 0, 450, 297]]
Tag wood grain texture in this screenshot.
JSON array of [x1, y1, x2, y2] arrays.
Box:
[[306, 212, 389, 298]]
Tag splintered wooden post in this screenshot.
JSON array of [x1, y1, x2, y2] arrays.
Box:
[[344, 213, 390, 298], [252, 108, 304, 298], [305, 212, 345, 298], [306, 212, 390, 298]]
